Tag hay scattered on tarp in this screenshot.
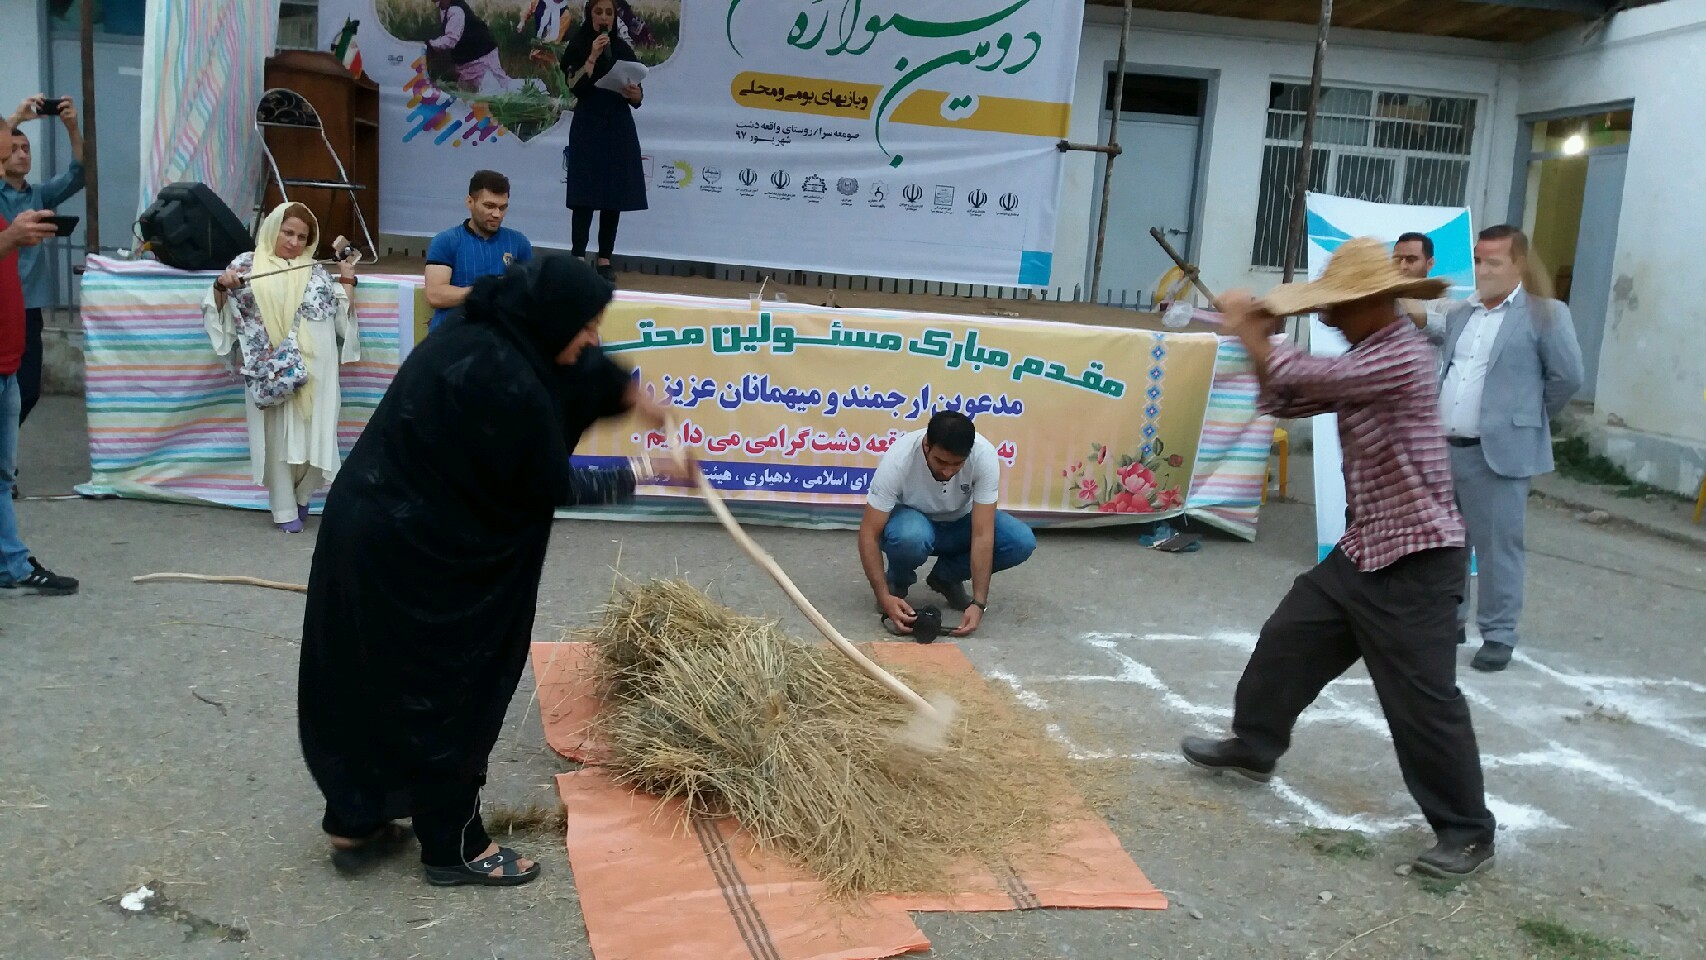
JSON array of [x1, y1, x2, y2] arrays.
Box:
[[577, 578, 1081, 898]]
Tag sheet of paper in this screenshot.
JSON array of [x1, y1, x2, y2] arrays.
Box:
[[594, 60, 648, 92]]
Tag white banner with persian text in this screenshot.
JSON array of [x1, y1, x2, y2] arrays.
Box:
[[318, 1, 1081, 286]]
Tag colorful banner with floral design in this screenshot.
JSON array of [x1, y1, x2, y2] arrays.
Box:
[[566, 293, 1221, 526]]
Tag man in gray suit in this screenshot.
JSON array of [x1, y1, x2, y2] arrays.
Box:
[[1438, 225, 1583, 672]]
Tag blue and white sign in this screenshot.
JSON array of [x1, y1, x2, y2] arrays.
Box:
[[1302, 193, 1473, 561]]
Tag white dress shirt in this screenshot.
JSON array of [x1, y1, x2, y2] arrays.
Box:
[[1438, 286, 1521, 438]]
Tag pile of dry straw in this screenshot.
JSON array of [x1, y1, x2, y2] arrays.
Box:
[[578, 578, 1081, 897]]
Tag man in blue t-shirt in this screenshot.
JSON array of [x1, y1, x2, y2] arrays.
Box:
[[424, 170, 532, 329]]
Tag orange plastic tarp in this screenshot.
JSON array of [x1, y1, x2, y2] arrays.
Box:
[[531, 641, 1166, 960]]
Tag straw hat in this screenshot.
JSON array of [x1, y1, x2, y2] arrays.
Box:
[[1259, 236, 1449, 316]]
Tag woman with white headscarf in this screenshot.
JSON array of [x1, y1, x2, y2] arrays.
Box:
[[203, 202, 361, 533]]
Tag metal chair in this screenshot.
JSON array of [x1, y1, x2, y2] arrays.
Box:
[[253, 87, 376, 258]]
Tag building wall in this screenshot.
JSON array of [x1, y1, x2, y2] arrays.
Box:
[[1054, 7, 1523, 301], [47, 35, 146, 251], [0, 7, 145, 254], [1520, 0, 1706, 456], [0, 0, 50, 128]]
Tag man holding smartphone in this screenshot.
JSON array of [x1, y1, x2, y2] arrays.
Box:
[[1, 95, 85, 446], [0, 116, 78, 595]]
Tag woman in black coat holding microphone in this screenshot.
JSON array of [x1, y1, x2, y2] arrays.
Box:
[[547, 0, 647, 284]]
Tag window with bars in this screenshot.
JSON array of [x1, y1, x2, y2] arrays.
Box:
[[1252, 83, 1479, 269], [278, 0, 321, 51]]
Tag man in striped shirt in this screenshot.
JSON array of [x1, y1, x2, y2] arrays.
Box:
[[1181, 237, 1496, 881]]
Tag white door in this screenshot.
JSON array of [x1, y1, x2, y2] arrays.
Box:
[[1088, 113, 1203, 306]]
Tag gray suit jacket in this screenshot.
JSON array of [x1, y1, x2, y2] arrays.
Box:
[[1438, 292, 1584, 478]]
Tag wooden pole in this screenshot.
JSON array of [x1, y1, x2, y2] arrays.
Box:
[[1088, 0, 1133, 303], [684, 462, 945, 722], [133, 573, 308, 593], [79, 0, 100, 252], [1149, 226, 1221, 309], [1281, 0, 1333, 284]]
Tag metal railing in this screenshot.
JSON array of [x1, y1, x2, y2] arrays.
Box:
[[36, 237, 86, 331]]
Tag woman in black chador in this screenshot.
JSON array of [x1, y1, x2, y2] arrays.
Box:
[[297, 255, 669, 887]]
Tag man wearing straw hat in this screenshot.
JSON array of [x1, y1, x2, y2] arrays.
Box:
[[1180, 237, 1497, 880]]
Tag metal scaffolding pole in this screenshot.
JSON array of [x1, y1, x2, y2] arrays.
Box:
[[79, 0, 100, 252], [1280, 0, 1333, 284], [1058, 0, 1132, 303]]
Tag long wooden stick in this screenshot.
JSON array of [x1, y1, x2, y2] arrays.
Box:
[[1149, 227, 1222, 309], [133, 573, 307, 593], [679, 459, 944, 722]]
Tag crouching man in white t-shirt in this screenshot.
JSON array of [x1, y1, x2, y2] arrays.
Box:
[[858, 411, 1036, 637]]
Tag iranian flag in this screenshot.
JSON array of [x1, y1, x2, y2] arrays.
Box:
[[330, 18, 363, 77]]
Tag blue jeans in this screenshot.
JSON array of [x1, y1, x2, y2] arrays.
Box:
[[881, 505, 1036, 593], [0, 373, 33, 583]]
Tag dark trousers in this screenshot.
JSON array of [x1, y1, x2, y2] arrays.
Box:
[[570, 207, 621, 260], [321, 774, 492, 867], [1232, 546, 1496, 845], [18, 308, 42, 426]]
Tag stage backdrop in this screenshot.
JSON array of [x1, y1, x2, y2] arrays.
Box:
[[75, 260, 1274, 537], [1302, 192, 1474, 561], [316, 0, 1080, 286]]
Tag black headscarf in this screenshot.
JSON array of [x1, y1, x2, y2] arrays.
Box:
[[457, 254, 632, 462], [562, 0, 641, 79], [464, 254, 611, 378]]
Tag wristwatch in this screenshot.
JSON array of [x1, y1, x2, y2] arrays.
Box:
[[970, 599, 988, 611]]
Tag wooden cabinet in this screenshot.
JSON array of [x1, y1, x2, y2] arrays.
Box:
[[259, 50, 379, 259]]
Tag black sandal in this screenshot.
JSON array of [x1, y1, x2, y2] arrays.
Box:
[[329, 823, 412, 876], [424, 847, 541, 887], [1151, 532, 1202, 553]]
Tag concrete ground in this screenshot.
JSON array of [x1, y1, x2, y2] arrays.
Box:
[[3, 395, 1704, 960]]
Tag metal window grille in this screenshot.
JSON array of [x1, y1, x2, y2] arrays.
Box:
[[1252, 83, 1478, 269], [277, 1, 320, 51]]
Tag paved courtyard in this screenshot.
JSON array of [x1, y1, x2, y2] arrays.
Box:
[[3, 397, 1703, 959]]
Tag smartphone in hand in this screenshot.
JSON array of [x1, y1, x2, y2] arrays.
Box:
[[43, 215, 80, 237]]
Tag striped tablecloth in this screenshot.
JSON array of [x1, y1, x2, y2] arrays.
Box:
[[1183, 336, 1274, 540], [76, 256, 410, 511]]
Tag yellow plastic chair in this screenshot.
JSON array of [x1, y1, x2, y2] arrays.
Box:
[[1695, 389, 1706, 524], [1264, 426, 1289, 504]]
